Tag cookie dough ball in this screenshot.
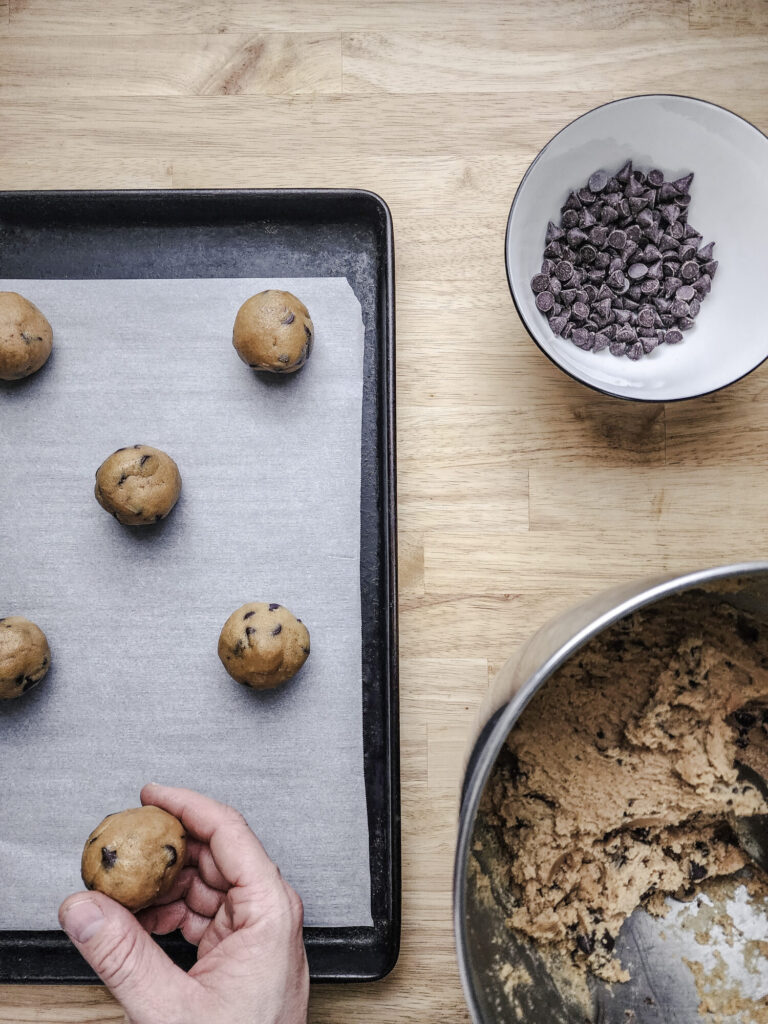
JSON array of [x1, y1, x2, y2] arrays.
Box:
[[0, 616, 50, 699], [232, 290, 314, 373], [94, 445, 181, 526], [0, 292, 53, 381], [218, 602, 310, 690], [81, 806, 186, 912]]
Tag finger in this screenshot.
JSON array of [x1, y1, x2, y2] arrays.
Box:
[[184, 839, 228, 892], [141, 783, 279, 889], [137, 900, 211, 945], [150, 866, 224, 919], [59, 892, 195, 1021]]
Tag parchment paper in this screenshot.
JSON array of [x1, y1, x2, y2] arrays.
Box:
[[0, 277, 372, 929]]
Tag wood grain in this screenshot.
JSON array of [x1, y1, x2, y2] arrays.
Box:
[[0, 34, 342, 96], [341, 29, 765, 95], [6, 0, 688, 35], [1, 1, 768, 1022]]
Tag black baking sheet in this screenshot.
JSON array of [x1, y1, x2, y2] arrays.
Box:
[[0, 189, 399, 983]]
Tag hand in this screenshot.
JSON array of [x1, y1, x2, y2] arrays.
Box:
[[58, 783, 309, 1024]]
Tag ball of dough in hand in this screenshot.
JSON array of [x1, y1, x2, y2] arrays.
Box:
[[0, 616, 50, 699], [0, 292, 53, 381], [94, 445, 181, 526], [232, 290, 314, 373], [218, 602, 310, 690], [81, 806, 186, 912]]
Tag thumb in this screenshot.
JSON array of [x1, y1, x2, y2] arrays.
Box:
[[59, 892, 194, 1022]]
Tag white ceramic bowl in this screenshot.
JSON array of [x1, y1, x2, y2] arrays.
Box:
[[506, 95, 768, 402]]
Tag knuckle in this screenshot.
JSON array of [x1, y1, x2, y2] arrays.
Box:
[[283, 885, 305, 931], [92, 926, 142, 990], [222, 805, 248, 829]]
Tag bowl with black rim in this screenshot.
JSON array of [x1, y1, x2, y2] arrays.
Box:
[[505, 94, 768, 402]]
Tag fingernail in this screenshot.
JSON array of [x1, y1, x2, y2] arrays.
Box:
[[62, 898, 105, 943]]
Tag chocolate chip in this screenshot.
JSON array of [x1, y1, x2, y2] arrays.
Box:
[[245, 627, 255, 636], [737, 616, 759, 644], [268, 603, 280, 611], [561, 209, 579, 230], [641, 335, 658, 355], [616, 159, 632, 183], [628, 196, 649, 216], [689, 861, 707, 881], [304, 325, 312, 341], [627, 341, 643, 361], [21, 677, 37, 692], [281, 311, 295, 325], [101, 847, 118, 869], [164, 844, 177, 866], [588, 169, 608, 193], [243, 610, 256, 620], [271, 624, 282, 636], [117, 474, 127, 486], [549, 315, 568, 335], [140, 454, 150, 466], [673, 172, 694, 194], [545, 221, 565, 243], [680, 260, 700, 282], [568, 228, 591, 249], [734, 709, 757, 728], [535, 291, 554, 313], [576, 933, 594, 955], [665, 329, 683, 345], [531, 273, 550, 293], [627, 263, 648, 280]]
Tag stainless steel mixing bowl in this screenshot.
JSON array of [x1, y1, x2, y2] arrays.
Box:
[[454, 562, 768, 1023]]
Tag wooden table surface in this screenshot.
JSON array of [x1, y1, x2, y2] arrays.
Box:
[[2, 1, 768, 1020]]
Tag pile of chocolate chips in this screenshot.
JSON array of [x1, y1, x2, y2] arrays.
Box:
[[530, 161, 718, 359]]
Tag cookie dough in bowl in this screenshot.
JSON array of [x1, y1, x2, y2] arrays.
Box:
[[81, 806, 186, 912], [218, 602, 310, 690], [94, 445, 182, 526], [0, 292, 53, 381], [0, 616, 50, 699], [232, 290, 314, 373]]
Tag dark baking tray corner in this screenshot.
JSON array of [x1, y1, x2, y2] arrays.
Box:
[[0, 188, 399, 984]]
